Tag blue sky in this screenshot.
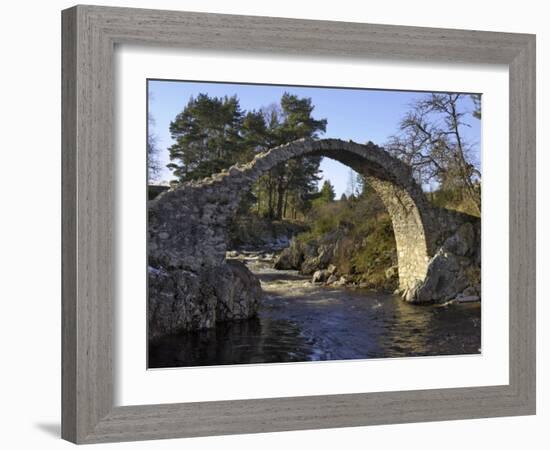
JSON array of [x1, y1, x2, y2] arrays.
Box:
[[148, 80, 480, 198]]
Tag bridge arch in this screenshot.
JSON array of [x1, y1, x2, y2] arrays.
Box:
[[149, 138, 444, 293]]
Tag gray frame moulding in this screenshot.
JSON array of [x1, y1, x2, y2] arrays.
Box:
[[62, 5, 536, 444]]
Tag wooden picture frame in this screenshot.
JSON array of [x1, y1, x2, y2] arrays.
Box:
[[61, 5, 536, 444]]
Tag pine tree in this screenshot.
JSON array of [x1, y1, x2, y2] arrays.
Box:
[[167, 94, 244, 182], [267, 93, 327, 219], [318, 180, 336, 203]]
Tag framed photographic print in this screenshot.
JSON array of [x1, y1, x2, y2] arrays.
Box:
[[62, 5, 536, 444]]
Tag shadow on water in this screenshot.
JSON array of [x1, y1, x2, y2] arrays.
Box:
[[148, 256, 481, 369], [148, 317, 315, 368]]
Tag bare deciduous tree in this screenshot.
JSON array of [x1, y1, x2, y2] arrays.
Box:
[[386, 93, 481, 215]]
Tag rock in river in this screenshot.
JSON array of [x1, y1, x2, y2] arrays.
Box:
[[312, 269, 331, 283], [148, 260, 262, 340]]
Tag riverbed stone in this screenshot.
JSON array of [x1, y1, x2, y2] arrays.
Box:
[[333, 276, 349, 287], [312, 269, 331, 283], [385, 265, 398, 280], [273, 239, 305, 270], [327, 274, 339, 284]]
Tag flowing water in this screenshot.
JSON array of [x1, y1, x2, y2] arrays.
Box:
[[149, 253, 481, 368]]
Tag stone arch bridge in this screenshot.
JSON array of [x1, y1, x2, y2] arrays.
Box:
[[148, 139, 480, 338]]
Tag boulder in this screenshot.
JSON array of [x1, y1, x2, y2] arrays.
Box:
[[385, 265, 398, 280], [406, 250, 470, 304], [273, 239, 305, 270], [327, 274, 339, 284], [300, 243, 334, 275], [403, 220, 481, 304], [312, 269, 331, 283], [148, 260, 262, 340], [215, 260, 263, 321], [333, 276, 349, 286], [442, 222, 475, 257], [274, 228, 346, 276]]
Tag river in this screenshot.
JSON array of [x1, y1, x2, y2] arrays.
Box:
[[148, 252, 481, 368]]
